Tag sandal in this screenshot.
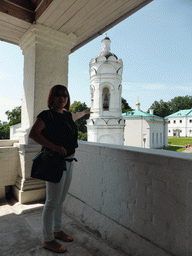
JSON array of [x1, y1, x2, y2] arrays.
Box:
[[43, 239, 66, 253], [54, 231, 73, 242]]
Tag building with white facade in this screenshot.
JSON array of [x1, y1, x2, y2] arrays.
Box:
[[165, 109, 192, 137], [87, 35, 125, 145], [123, 101, 168, 148]]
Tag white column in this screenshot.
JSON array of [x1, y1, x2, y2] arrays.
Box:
[[16, 23, 77, 144], [13, 24, 77, 203]]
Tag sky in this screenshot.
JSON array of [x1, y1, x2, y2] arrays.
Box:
[[0, 0, 192, 122]]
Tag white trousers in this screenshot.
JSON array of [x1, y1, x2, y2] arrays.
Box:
[[42, 161, 73, 242]]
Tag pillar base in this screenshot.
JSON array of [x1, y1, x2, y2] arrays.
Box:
[[13, 143, 46, 204], [13, 186, 46, 204], [13, 177, 46, 204]]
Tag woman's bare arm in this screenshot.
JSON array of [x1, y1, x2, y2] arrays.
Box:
[[72, 110, 92, 121], [29, 118, 67, 156]]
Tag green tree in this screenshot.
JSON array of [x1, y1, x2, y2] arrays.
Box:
[[5, 106, 21, 126], [168, 95, 192, 114], [0, 124, 10, 139], [148, 100, 171, 118], [121, 97, 132, 113], [70, 101, 90, 140], [0, 106, 21, 139], [78, 131, 87, 141], [149, 96, 192, 118]]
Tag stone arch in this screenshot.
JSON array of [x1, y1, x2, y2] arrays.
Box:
[[94, 119, 106, 125], [117, 67, 123, 76], [100, 82, 114, 91], [102, 87, 110, 111], [108, 119, 119, 125], [96, 56, 106, 62], [108, 56, 117, 62], [90, 68, 97, 76], [100, 82, 114, 112], [97, 63, 116, 74], [98, 135, 116, 144]]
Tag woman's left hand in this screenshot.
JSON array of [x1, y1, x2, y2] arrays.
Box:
[[72, 110, 93, 121]]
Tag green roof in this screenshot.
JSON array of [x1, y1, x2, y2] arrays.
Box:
[[165, 109, 192, 118], [122, 110, 163, 119]]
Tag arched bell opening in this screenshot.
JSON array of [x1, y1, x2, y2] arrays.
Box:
[[102, 87, 110, 111]]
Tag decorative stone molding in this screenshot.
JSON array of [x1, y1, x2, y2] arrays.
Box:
[[19, 23, 77, 55]]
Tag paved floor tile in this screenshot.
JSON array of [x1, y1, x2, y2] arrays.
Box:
[[0, 200, 127, 256]]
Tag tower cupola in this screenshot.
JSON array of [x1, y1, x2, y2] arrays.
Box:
[[136, 96, 141, 111]]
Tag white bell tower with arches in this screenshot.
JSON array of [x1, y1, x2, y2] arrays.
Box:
[[87, 35, 125, 145]]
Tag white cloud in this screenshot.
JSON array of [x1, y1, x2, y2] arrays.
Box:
[[143, 84, 164, 90], [177, 86, 192, 92]]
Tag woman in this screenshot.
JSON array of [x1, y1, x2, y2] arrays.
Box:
[[29, 84, 91, 253]]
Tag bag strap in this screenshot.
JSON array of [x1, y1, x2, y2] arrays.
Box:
[[64, 157, 78, 162]]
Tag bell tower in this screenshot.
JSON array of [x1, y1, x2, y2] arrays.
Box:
[[87, 35, 125, 145]]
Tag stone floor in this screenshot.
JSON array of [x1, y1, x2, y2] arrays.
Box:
[[0, 198, 127, 256]]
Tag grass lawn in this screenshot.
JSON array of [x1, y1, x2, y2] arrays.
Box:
[[164, 146, 186, 152], [168, 136, 192, 147]]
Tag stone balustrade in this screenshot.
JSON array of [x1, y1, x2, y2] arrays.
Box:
[[66, 141, 192, 256], [0, 141, 19, 198]]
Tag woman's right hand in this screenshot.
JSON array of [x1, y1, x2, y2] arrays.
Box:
[[54, 145, 67, 156]]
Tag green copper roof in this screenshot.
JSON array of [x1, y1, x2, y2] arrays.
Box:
[[165, 109, 192, 118], [122, 110, 163, 119]]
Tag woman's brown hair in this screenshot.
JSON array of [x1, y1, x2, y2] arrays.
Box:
[[47, 85, 70, 111]]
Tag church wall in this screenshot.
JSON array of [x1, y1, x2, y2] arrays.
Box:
[[124, 118, 166, 149], [150, 121, 165, 148], [142, 119, 150, 148], [124, 119, 142, 147]]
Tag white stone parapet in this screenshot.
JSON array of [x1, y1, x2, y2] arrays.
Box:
[[65, 140, 192, 256]]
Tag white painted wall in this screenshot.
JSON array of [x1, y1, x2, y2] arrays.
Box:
[[124, 117, 167, 149], [10, 123, 21, 140], [167, 116, 192, 137], [0, 142, 20, 198], [124, 119, 142, 147], [65, 141, 192, 256]]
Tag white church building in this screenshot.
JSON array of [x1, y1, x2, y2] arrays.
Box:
[[123, 101, 168, 148], [87, 35, 168, 148], [165, 109, 192, 137]]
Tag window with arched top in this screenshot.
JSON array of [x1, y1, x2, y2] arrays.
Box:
[[102, 87, 110, 111]]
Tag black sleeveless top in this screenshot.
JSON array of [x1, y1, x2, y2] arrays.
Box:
[[37, 109, 78, 157]]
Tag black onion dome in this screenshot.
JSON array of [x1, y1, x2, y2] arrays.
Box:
[[96, 51, 118, 60], [95, 35, 118, 61], [102, 36, 110, 40]]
